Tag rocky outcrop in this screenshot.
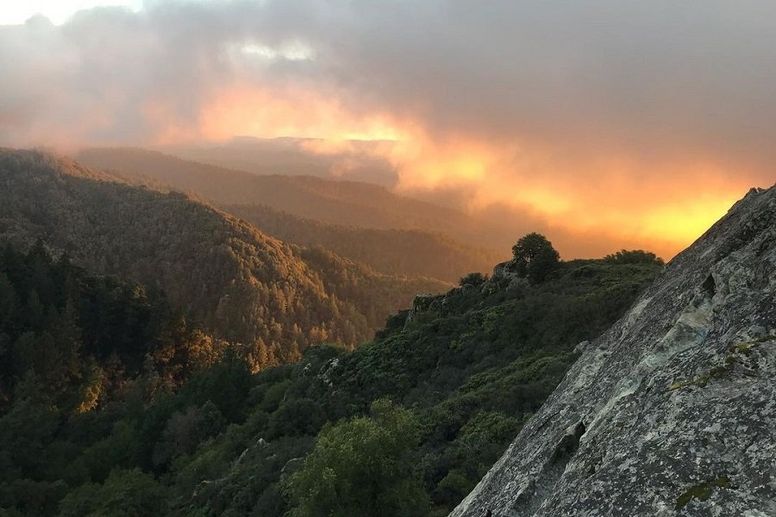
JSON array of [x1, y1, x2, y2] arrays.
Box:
[[452, 186, 776, 517], [404, 292, 444, 325], [491, 260, 529, 290]]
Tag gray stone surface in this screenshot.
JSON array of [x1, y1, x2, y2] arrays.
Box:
[[451, 186, 776, 517]]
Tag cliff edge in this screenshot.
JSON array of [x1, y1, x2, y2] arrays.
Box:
[[452, 186, 776, 517]]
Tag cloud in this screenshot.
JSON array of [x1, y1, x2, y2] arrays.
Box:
[[1, 0, 774, 257]]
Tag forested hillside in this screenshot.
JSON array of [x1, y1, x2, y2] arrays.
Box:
[[0, 149, 446, 367], [225, 204, 502, 282], [0, 229, 663, 515], [76, 147, 516, 251], [0, 243, 223, 412], [0, 242, 234, 515]]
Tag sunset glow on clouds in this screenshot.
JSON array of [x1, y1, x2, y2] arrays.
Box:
[[1, 0, 774, 258], [190, 85, 750, 258]]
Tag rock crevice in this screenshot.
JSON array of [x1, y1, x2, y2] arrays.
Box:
[[451, 185, 776, 517]]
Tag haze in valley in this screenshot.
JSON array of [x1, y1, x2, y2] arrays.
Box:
[[3, 1, 775, 259]]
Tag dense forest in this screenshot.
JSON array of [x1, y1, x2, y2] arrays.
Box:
[[0, 242, 234, 515], [0, 150, 447, 368], [0, 231, 663, 515], [0, 243, 225, 412], [225, 204, 501, 282]]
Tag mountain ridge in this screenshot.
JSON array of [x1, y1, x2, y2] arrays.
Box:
[[75, 147, 516, 252], [0, 149, 447, 367], [224, 203, 503, 282], [0, 167, 666, 515]]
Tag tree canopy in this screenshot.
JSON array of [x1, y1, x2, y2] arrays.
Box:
[[0, 162, 665, 516], [0, 149, 449, 371], [287, 399, 429, 517], [511, 233, 560, 283], [604, 249, 665, 266], [0, 240, 661, 516]]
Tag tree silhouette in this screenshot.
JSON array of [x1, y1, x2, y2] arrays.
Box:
[[512, 233, 560, 283]]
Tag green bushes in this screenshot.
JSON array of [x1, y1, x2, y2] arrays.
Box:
[[59, 469, 166, 517], [604, 249, 665, 266], [0, 236, 661, 516], [287, 400, 429, 517]]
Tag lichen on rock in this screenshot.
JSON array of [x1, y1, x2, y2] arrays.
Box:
[[451, 184, 776, 517]]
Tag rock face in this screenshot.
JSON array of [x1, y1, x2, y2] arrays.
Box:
[[451, 186, 776, 517]]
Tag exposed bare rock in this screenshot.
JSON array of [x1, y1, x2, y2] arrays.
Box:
[[452, 186, 776, 517]]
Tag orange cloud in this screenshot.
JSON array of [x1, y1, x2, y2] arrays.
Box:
[[188, 84, 750, 260], [197, 85, 402, 143], [3, 1, 773, 262]]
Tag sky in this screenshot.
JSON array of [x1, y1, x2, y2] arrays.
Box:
[[1, 0, 774, 259], [0, 1, 142, 25]]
